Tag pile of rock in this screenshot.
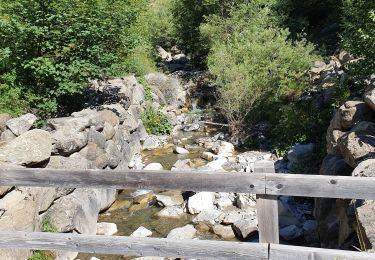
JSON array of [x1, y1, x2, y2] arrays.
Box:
[[315, 75, 375, 249], [0, 76, 154, 260]]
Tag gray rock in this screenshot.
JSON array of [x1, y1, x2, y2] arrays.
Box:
[[132, 83, 145, 105], [0, 129, 16, 142], [183, 123, 200, 132], [167, 224, 196, 240], [0, 129, 51, 166], [232, 219, 258, 239], [49, 115, 92, 132], [6, 113, 37, 136], [88, 127, 107, 149], [51, 129, 88, 155], [131, 226, 152, 237], [236, 194, 256, 210], [105, 140, 122, 168], [338, 121, 375, 167], [171, 159, 193, 171], [280, 225, 303, 241], [47, 154, 92, 170], [97, 110, 120, 127], [102, 122, 116, 140], [101, 104, 128, 122], [192, 209, 224, 225], [79, 143, 106, 161]]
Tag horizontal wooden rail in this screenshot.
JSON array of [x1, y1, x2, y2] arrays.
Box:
[[0, 232, 373, 260], [2, 168, 375, 199], [0, 232, 268, 260]]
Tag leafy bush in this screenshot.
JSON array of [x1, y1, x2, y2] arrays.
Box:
[[0, 0, 147, 117], [28, 251, 55, 260], [342, 0, 375, 77], [202, 1, 318, 141], [41, 217, 58, 233], [142, 107, 172, 135]]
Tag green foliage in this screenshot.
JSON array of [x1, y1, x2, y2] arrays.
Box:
[[28, 251, 55, 260], [203, 1, 318, 138], [0, 0, 148, 117], [342, 0, 375, 76], [0, 72, 26, 116], [41, 217, 58, 233], [137, 76, 153, 101], [270, 102, 331, 157], [142, 107, 172, 135]]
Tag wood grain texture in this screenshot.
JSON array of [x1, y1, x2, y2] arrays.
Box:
[[270, 243, 375, 260], [257, 195, 279, 244], [0, 231, 268, 260], [266, 174, 375, 199], [0, 168, 265, 194], [257, 164, 279, 244]]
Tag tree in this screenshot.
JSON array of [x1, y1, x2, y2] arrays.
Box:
[[202, 1, 318, 143], [0, 0, 147, 117], [342, 0, 375, 77]]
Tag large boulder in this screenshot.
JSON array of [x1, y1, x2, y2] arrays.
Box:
[[47, 154, 92, 170], [187, 192, 215, 214], [338, 121, 375, 167], [356, 201, 375, 249], [232, 219, 258, 239], [0, 129, 51, 166], [6, 113, 37, 136], [211, 141, 235, 157], [145, 73, 186, 108], [51, 129, 88, 155], [352, 159, 375, 177]]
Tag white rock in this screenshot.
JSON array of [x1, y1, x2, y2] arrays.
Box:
[[156, 206, 185, 218], [167, 224, 196, 240], [156, 191, 184, 207], [90, 257, 101, 260], [236, 194, 257, 209], [96, 222, 118, 236], [188, 192, 215, 214], [192, 209, 224, 225], [131, 226, 152, 237], [174, 146, 189, 154], [232, 219, 258, 239], [212, 141, 234, 157], [206, 158, 228, 170], [201, 151, 215, 161], [144, 163, 163, 171]]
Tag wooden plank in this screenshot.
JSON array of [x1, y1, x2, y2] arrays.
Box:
[[269, 243, 375, 260], [257, 195, 279, 244], [0, 168, 266, 194], [266, 174, 375, 199], [257, 162, 279, 244], [0, 231, 269, 260]]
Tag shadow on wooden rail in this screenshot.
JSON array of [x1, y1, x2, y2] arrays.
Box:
[[0, 167, 375, 259]]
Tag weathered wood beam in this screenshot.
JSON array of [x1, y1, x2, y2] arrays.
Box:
[[0, 232, 269, 260], [0, 168, 266, 194], [266, 173, 375, 199], [269, 243, 375, 260]]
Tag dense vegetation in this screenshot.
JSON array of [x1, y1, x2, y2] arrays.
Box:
[[1, 0, 375, 155]]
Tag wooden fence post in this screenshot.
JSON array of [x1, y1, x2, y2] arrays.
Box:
[[256, 161, 279, 244]]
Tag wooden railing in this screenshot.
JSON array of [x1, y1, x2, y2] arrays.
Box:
[[0, 167, 375, 259]]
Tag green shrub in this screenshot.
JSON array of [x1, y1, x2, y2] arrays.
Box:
[[142, 107, 172, 135], [137, 76, 153, 101], [342, 0, 375, 77], [28, 251, 55, 260], [0, 0, 147, 117], [203, 1, 318, 139], [41, 217, 58, 233]]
